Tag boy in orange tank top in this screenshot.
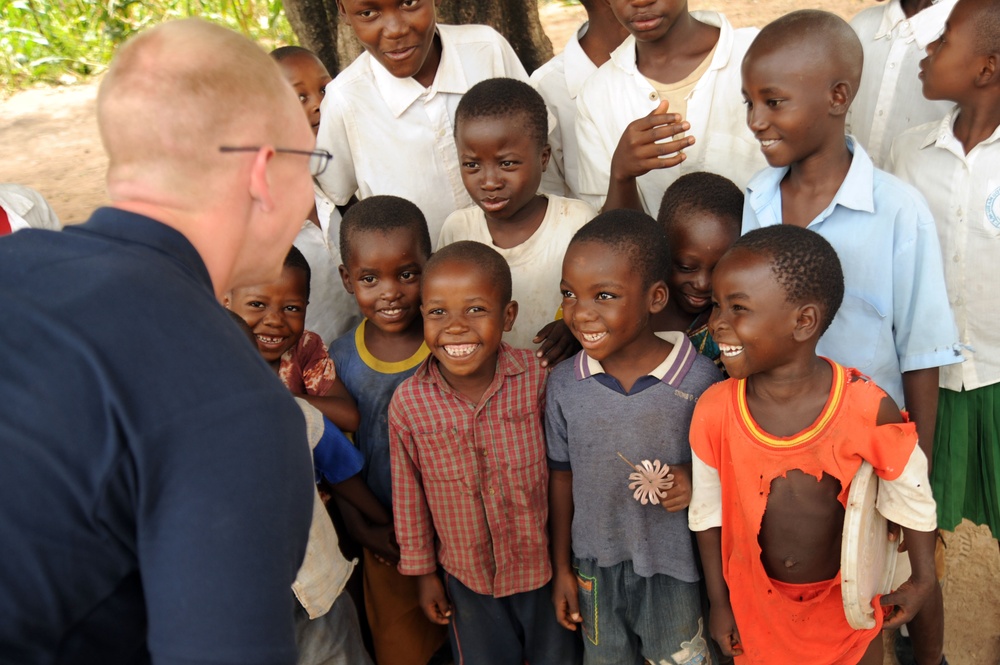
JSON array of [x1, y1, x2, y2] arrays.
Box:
[[689, 225, 942, 664]]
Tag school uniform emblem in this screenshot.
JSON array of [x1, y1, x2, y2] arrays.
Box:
[[985, 185, 1000, 229]]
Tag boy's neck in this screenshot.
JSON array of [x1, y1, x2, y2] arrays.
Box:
[[413, 34, 442, 89], [599, 329, 674, 394], [650, 297, 698, 334], [579, 13, 628, 68], [635, 13, 719, 84], [780, 136, 853, 229], [485, 194, 548, 250], [363, 316, 425, 363], [437, 353, 500, 405], [953, 100, 1000, 154], [900, 0, 937, 19], [745, 354, 832, 437]]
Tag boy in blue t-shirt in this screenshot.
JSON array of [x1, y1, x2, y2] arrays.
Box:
[[546, 209, 721, 664], [328, 195, 447, 665]]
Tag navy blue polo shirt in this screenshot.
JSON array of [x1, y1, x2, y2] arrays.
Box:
[[0, 208, 313, 664]]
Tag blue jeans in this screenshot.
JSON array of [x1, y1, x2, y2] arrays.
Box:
[[574, 558, 710, 665], [444, 573, 582, 665]]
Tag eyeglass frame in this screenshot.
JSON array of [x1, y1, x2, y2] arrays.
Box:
[[218, 146, 332, 177]]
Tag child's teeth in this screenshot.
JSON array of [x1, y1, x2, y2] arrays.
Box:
[[719, 343, 744, 357], [582, 332, 606, 342], [444, 344, 477, 357]]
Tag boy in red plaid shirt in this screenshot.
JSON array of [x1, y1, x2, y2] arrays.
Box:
[[388, 241, 581, 664]]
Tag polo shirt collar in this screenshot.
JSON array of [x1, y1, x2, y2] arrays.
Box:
[[371, 26, 468, 118], [563, 23, 597, 99], [875, 0, 956, 49], [71, 207, 213, 289], [573, 331, 697, 388], [747, 136, 875, 220], [610, 11, 734, 77]]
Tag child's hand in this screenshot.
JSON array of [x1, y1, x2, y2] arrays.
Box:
[[551, 568, 582, 631], [660, 462, 692, 512], [880, 575, 936, 630], [357, 523, 400, 566], [417, 573, 452, 625], [708, 598, 744, 657], [534, 320, 580, 369], [610, 100, 694, 182]]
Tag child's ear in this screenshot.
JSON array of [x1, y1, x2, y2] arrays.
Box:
[[338, 264, 355, 295], [540, 143, 552, 172], [975, 53, 999, 87], [792, 302, 822, 342], [648, 280, 669, 315], [503, 300, 518, 332], [335, 0, 347, 17], [829, 81, 852, 117]]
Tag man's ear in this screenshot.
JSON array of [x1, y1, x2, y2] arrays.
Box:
[[222, 294, 232, 308], [830, 80, 852, 117], [336, 0, 347, 17], [248, 146, 276, 213], [503, 300, 519, 332], [338, 264, 355, 295], [792, 302, 822, 342]]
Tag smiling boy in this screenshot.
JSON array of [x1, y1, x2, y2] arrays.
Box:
[[439, 77, 596, 353], [546, 210, 720, 664], [316, 0, 529, 242], [388, 241, 579, 664], [690, 225, 940, 664]]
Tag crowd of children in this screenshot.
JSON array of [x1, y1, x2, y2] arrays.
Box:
[[90, 0, 997, 661]]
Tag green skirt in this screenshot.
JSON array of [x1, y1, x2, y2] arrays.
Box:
[[931, 384, 1000, 538]]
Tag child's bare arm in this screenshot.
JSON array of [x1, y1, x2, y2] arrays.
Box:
[[660, 462, 692, 513], [300, 376, 360, 432], [901, 367, 940, 470], [549, 469, 581, 631], [331, 492, 400, 565], [696, 527, 743, 658], [330, 475, 390, 525], [605, 100, 693, 212], [417, 573, 452, 625], [880, 528, 940, 630]]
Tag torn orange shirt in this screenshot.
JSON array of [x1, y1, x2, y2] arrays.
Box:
[[690, 359, 917, 664]]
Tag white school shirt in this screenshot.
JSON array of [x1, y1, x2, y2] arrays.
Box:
[[437, 195, 597, 349], [315, 24, 528, 244], [574, 12, 764, 215], [293, 186, 361, 348], [0, 184, 61, 232], [889, 108, 1000, 392], [530, 22, 599, 200], [848, 0, 956, 169]]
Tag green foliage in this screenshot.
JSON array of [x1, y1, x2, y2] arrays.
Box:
[[0, 0, 297, 92]]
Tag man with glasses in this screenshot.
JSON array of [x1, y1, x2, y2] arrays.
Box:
[[0, 19, 319, 664]]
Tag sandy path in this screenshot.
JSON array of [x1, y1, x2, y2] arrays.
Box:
[[2, 3, 998, 663]]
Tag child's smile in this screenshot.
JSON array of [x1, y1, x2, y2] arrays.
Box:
[[227, 266, 309, 366]]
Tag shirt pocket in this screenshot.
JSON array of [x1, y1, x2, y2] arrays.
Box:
[[821, 289, 888, 371], [499, 405, 549, 537], [416, 425, 473, 487]]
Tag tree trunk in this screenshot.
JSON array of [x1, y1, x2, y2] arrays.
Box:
[[282, 0, 553, 75]]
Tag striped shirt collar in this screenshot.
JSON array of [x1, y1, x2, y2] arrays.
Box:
[[573, 331, 697, 388]]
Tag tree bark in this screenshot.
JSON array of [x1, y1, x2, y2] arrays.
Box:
[[282, 0, 553, 75]]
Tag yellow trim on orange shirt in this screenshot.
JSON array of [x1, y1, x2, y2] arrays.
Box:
[[736, 360, 846, 448]]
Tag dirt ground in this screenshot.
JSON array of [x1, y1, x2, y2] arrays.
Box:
[[2, 2, 999, 663]]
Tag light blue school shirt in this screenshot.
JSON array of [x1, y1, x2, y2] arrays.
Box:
[[742, 137, 961, 406]]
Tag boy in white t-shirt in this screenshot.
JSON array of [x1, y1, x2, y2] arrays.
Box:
[[848, 0, 957, 168], [575, 0, 765, 215], [438, 78, 596, 359], [530, 0, 628, 199], [316, 0, 529, 243]]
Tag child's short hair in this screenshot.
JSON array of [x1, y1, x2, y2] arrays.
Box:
[[657, 172, 743, 237], [973, 0, 1000, 53], [570, 209, 670, 290], [284, 245, 312, 301], [339, 195, 432, 267], [425, 240, 512, 304], [454, 78, 548, 151], [731, 225, 844, 334], [269, 45, 318, 62], [751, 10, 862, 92]]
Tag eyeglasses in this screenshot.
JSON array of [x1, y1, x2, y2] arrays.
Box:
[[218, 146, 332, 176]]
